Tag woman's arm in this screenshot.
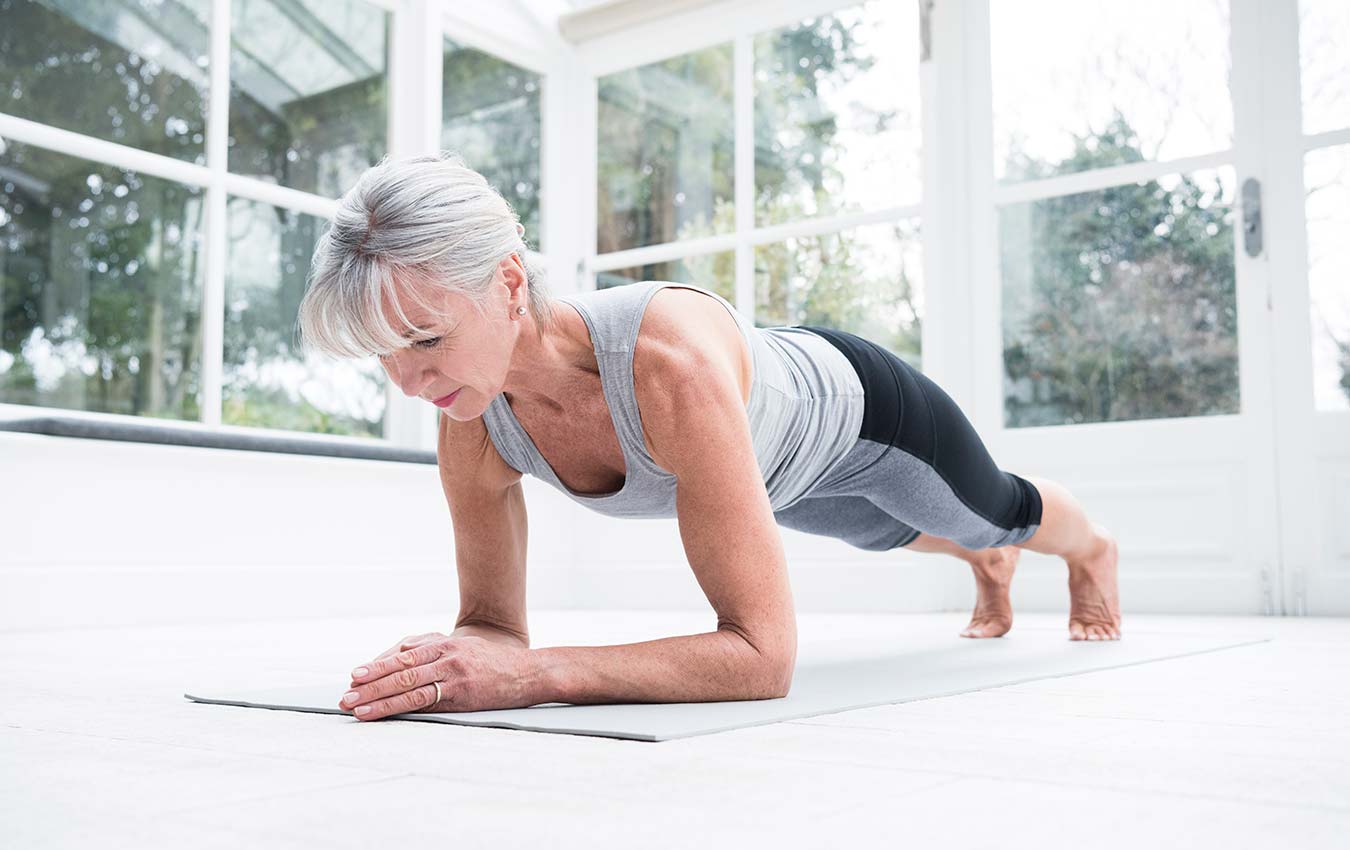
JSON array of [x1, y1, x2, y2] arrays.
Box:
[[343, 324, 794, 718], [531, 627, 792, 704], [530, 312, 798, 703], [438, 412, 531, 648]]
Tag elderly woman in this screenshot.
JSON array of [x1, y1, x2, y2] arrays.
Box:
[[299, 153, 1121, 723]]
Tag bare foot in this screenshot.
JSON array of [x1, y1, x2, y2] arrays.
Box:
[[961, 546, 1020, 638], [1067, 523, 1122, 641]]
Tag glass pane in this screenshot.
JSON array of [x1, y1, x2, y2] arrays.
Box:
[[443, 38, 543, 251], [1300, 0, 1350, 136], [223, 198, 386, 436], [1305, 145, 1350, 411], [0, 141, 205, 418], [228, 0, 389, 197], [596, 252, 735, 303], [991, 0, 1232, 183], [754, 0, 921, 226], [597, 44, 734, 253], [0, 0, 211, 164], [754, 221, 923, 366], [1000, 168, 1239, 428]]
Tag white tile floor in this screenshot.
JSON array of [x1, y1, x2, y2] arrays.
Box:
[[3, 610, 1348, 849]]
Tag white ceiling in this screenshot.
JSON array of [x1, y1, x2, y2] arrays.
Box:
[[513, 0, 612, 28]]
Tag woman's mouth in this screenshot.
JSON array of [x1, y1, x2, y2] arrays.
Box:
[[432, 389, 461, 408]]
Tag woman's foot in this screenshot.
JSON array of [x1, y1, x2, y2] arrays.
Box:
[[1067, 524, 1122, 640], [961, 546, 1020, 638]]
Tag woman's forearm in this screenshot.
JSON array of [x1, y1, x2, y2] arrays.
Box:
[[529, 629, 793, 705]]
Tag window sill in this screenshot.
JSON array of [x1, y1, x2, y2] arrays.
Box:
[[0, 414, 436, 465]]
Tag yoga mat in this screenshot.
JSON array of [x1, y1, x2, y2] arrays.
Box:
[[185, 630, 1269, 742]]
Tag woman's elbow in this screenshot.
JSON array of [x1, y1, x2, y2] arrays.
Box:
[[758, 628, 798, 699]]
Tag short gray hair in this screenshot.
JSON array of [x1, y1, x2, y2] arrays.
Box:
[[297, 151, 556, 359]]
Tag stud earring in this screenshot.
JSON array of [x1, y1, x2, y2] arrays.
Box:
[[515, 306, 527, 316]]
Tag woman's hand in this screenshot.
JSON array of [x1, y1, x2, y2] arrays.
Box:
[[337, 635, 543, 720]]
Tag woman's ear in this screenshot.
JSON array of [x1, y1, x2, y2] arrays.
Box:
[[498, 253, 527, 304]]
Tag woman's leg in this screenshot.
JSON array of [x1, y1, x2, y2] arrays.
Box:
[[902, 532, 1021, 638], [1016, 475, 1121, 641], [900, 479, 1121, 641], [797, 325, 1121, 641]]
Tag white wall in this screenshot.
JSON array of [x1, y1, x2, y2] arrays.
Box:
[[0, 429, 972, 632], [0, 431, 579, 630]]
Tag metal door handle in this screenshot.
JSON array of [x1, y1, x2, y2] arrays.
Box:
[[1242, 177, 1262, 257]]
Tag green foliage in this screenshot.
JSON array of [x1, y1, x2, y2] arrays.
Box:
[[1001, 112, 1241, 426], [222, 385, 380, 438], [597, 43, 735, 252], [752, 11, 878, 225], [749, 11, 920, 363], [0, 142, 204, 420]]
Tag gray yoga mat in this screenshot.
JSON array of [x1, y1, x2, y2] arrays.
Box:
[[184, 630, 1269, 742]]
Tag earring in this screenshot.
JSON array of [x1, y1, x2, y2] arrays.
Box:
[[515, 306, 527, 316]]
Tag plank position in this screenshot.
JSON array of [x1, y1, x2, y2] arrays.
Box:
[[297, 153, 1122, 722]]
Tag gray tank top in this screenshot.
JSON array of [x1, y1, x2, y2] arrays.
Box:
[[480, 281, 864, 518]]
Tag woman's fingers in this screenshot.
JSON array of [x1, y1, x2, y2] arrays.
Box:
[[341, 642, 450, 720], [352, 643, 441, 685], [348, 639, 437, 690], [348, 681, 443, 720], [371, 633, 444, 663]]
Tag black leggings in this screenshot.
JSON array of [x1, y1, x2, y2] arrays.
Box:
[[770, 326, 1043, 551]]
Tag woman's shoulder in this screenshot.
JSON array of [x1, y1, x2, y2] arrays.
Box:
[[637, 285, 752, 406]]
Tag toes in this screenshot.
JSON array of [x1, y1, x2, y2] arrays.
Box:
[[1072, 623, 1122, 641], [962, 619, 1013, 639]]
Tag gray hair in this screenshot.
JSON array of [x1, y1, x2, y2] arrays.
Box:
[[297, 151, 556, 359]]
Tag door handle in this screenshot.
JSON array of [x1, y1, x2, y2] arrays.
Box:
[[1242, 177, 1262, 258]]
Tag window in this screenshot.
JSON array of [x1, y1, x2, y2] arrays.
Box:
[[597, 43, 734, 254], [992, 0, 1239, 428], [754, 2, 920, 225], [756, 221, 922, 365], [1300, 0, 1350, 412], [999, 169, 1238, 426], [592, 0, 922, 361], [0, 140, 205, 419], [1, 1, 544, 444], [223, 198, 385, 436], [0, 0, 212, 164], [221, 0, 391, 435], [992, 1, 1231, 184], [227, 0, 390, 198], [443, 38, 543, 251]]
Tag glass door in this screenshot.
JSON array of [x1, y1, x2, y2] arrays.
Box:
[[965, 0, 1284, 613]]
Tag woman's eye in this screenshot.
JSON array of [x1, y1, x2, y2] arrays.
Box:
[[413, 336, 442, 349]]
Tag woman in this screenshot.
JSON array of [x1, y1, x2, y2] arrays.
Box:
[[299, 153, 1121, 723]]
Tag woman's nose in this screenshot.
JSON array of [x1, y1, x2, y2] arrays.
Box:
[[383, 353, 433, 398]]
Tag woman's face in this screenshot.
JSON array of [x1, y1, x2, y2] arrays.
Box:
[[377, 256, 524, 421]]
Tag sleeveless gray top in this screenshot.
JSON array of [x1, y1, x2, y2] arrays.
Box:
[[480, 281, 864, 518]]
